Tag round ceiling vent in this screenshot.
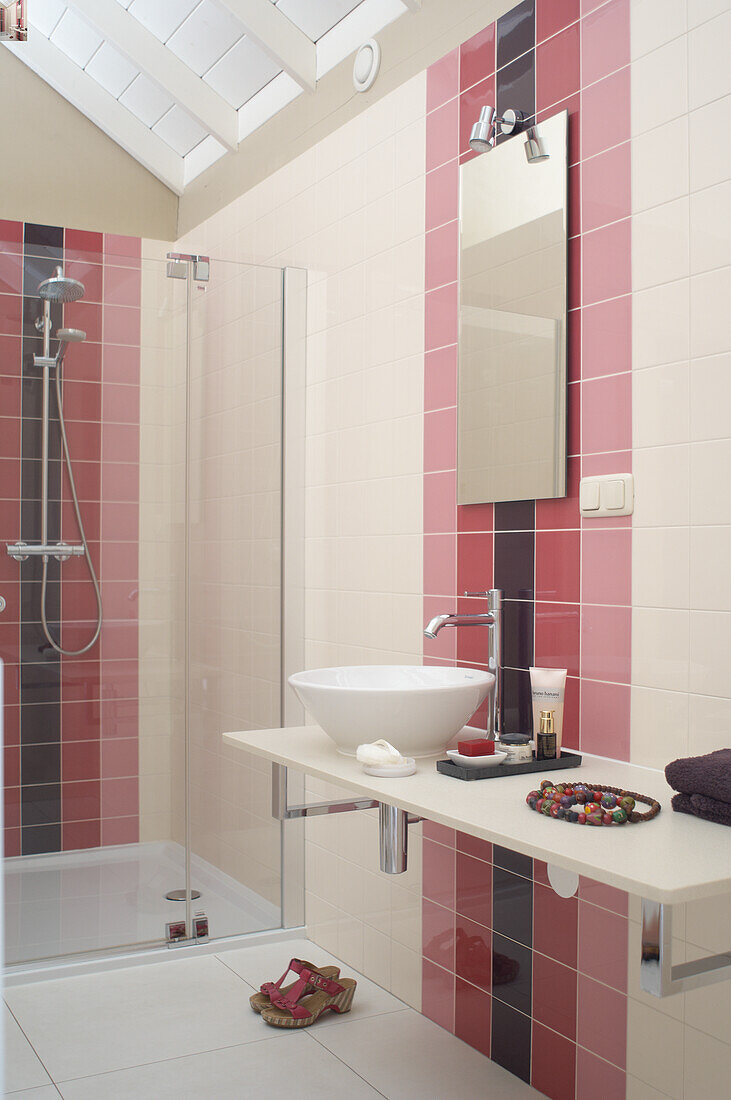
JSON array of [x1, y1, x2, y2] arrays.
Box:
[[353, 39, 381, 93]]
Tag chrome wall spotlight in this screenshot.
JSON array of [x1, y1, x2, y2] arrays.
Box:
[[524, 126, 549, 163], [469, 105, 524, 152]]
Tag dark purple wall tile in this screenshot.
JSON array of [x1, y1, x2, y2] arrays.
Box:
[[491, 995, 532, 1083], [493, 866, 533, 947], [497, 0, 535, 69]]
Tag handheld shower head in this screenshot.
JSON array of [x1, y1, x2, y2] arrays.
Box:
[[55, 328, 87, 365], [38, 266, 85, 304]]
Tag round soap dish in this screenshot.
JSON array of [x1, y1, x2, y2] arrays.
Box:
[[362, 758, 416, 777]]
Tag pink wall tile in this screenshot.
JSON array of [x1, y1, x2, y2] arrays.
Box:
[[580, 679, 630, 759], [536, 22, 581, 111], [425, 345, 457, 411], [576, 1048, 626, 1100], [581, 529, 631, 605], [535, 530, 581, 603], [63, 819, 101, 851], [582, 219, 631, 305], [66, 228, 103, 264], [103, 344, 140, 386], [426, 98, 459, 172], [0, 252, 23, 294], [62, 740, 100, 782], [458, 503, 493, 533], [103, 234, 142, 265], [581, 66, 630, 160], [532, 1021, 577, 1100], [422, 960, 455, 1032], [0, 334, 22, 376], [569, 235, 582, 309], [65, 300, 102, 343], [426, 221, 459, 290], [457, 832, 492, 863], [582, 372, 631, 453], [537, 0, 580, 42], [425, 282, 458, 350], [581, 604, 631, 683], [581, 0, 630, 86], [533, 952, 577, 1040], [101, 738, 138, 779], [104, 304, 141, 347], [535, 602, 580, 677], [581, 142, 631, 232], [538, 91, 581, 164], [457, 532, 494, 596], [424, 533, 456, 596], [102, 383, 140, 425], [102, 816, 139, 845], [534, 882, 579, 968], [577, 974, 627, 1069], [455, 977, 491, 1057], [62, 780, 100, 822], [101, 776, 139, 818], [456, 851, 492, 928], [423, 898, 456, 970], [455, 914, 492, 991], [426, 161, 459, 232], [0, 220, 23, 249], [427, 49, 459, 112], [460, 24, 496, 91], [578, 900, 628, 992], [582, 296, 631, 379], [424, 470, 457, 533], [424, 836, 456, 908], [423, 820, 456, 846], [104, 265, 142, 308]]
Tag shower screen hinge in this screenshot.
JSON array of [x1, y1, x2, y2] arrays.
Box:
[[166, 253, 210, 282], [165, 912, 209, 947]]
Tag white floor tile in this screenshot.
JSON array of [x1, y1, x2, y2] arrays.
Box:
[[3, 1006, 53, 1094], [5, 956, 287, 1082], [55, 1032, 381, 1100], [217, 936, 406, 1025], [5, 1088, 61, 1099], [312, 1009, 538, 1099]]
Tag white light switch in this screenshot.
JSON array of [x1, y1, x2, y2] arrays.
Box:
[[579, 473, 634, 518]]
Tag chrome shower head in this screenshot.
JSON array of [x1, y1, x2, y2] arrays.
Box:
[[38, 266, 85, 304]]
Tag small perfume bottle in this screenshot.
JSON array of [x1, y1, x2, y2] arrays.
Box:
[[536, 709, 557, 760]]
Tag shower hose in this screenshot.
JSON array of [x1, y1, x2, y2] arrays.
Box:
[[40, 359, 103, 656]]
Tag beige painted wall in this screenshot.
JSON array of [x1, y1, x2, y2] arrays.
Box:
[[0, 48, 177, 240]]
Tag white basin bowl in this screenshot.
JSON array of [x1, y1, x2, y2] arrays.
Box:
[[288, 665, 495, 757]]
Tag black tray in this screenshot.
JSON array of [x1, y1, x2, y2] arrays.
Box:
[[436, 750, 583, 781]]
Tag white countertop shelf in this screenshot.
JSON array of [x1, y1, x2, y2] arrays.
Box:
[[224, 725, 731, 905]]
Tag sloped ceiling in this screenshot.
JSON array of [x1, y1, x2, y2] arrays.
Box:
[[3, 0, 417, 194]]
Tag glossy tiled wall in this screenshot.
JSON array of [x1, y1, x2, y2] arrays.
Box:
[[1, 222, 141, 856]]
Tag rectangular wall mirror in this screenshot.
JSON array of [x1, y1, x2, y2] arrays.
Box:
[[457, 111, 568, 505]]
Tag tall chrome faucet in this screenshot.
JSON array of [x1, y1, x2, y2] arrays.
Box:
[[424, 588, 503, 738]]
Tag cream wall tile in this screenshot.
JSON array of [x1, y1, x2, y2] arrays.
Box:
[[630, 685, 689, 768], [632, 527, 690, 608], [690, 527, 731, 610], [632, 197, 690, 289], [632, 607, 690, 691], [688, 693, 731, 753], [632, 444, 690, 527], [689, 610, 731, 695], [632, 361, 690, 447], [632, 280, 690, 369], [686, 890, 731, 953], [684, 1026, 731, 1094], [627, 1000, 685, 1098], [688, 11, 731, 109], [690, 94, 729, 191], [690, 181, 731, 273], [630, 0, 687, 59], [690, 266, 731, 359], [688, 0, 730, 27], [631, 116, 689, 211], [631, 37, 688, 136], [684, 945, 731, 1045], [389, 941, 421, 1011], [626, 1078, 675, 1100], [690, 352, 731, 441], [690, 439, 731, 524]]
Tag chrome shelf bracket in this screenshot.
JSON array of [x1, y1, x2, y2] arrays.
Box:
[[271, 763, 420, 874], [641, 898, 731, 997]]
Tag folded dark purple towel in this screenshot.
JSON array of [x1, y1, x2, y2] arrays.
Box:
[[665, 748, 731, 804], [671, 792, 731, 827]]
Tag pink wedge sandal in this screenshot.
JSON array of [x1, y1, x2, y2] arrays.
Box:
[[260, 966, 357, 1029], [249, 958, 341, 1015]]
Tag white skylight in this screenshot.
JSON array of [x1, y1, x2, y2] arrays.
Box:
[[8, 0, 414, 194]]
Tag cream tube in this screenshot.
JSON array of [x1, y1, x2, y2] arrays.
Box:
[[530, 667, 567, 755]]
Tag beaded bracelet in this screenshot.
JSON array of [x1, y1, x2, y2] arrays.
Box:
[[526, 780, 661, 826]]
